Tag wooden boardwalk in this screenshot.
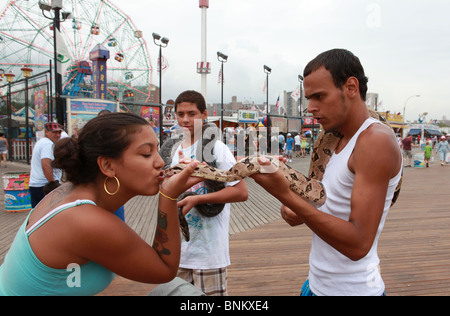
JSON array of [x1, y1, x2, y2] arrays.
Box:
[[1, 152, 450, 296]]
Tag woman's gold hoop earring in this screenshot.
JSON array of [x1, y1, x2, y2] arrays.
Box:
[[104, 176, 120, 196]]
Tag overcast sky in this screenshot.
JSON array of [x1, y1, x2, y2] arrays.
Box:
[[118, 0, 450, 122]]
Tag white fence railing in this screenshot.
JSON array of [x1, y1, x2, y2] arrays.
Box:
[[10, 139, 35, 161]]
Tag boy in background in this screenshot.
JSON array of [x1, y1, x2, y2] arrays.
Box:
[[424, 141, 432, 168]]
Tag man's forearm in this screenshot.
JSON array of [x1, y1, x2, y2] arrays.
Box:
[[41, 158, 55, 182]]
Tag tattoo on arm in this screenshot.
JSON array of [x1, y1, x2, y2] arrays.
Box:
[[46, 183, 73, 210], [153, 210, 171, 256]]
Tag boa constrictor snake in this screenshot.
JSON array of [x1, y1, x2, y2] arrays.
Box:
[[162, 110, 402, 241]]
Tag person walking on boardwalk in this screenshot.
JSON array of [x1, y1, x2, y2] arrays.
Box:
[[300, 133, 308, 157], [251, 49, 402, 296], [285, 133, 295, 162], [294, 133, 301, 157], [401, 135, 414, 167], [424, 141, 432, 167], [0, 132, 8, 168], [0, 113, 202, 295], [163, 90, 248, 296], [278, 133, 285, 155], [435, 135, 450, 166]]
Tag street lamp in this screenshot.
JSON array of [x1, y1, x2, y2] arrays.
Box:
[[419, 111, 428, 144], [264, 65, 271, 113], [39, 0, 72, 126], [4, 71, 15, 83], [298, 75, 304, 133], [21, 66, 33, 164], [217, 51, 228, 134], [403, 94, 421, 125], [152, 32, 169, 146], [264, 65, 271, 153]]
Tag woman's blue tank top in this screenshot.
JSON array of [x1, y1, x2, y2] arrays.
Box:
[[0, 200, 115, 296]]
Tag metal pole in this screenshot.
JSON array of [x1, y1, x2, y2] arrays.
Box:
[[200, 4, 208, 100], [49, 60, 53, 122], [220, 61, 224, 134], [266, 73, 269, 114], [266, 72, 270, 153], [7, 82, 12, 161], [299, 75, 303, 134], [25, 77, 30, 164], [159, 45, 163, 147], [312, 116, 315, 150], [53, 7, 64, 125]]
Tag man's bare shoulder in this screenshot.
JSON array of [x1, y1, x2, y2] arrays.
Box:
[[351, 123, 402, 176], [359, 122, 398, 148]]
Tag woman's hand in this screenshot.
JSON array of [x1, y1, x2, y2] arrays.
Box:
[[160, 150, 206, 199], [160, 160, 201, 199]]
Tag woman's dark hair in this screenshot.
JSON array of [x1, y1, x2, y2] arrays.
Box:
[[304, 49, 369, 101], [53, 112, 149, 185], [174, 90, 206, 113]]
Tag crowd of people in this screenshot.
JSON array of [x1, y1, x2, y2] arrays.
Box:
[[400, 134, 449, 167], [218, 125, 314, 161], [0, 48, 441, 297]]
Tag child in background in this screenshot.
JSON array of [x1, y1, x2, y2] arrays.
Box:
[[424, 141, 432, 168]]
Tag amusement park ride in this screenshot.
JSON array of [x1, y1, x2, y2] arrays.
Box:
[[0, 0, 153, 103]]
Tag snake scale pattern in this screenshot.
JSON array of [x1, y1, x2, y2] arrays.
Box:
[[165, 155, 326, 205]]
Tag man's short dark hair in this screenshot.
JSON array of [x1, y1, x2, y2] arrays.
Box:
[[174, 90, 206, 113], [304, 49, 369, 101]]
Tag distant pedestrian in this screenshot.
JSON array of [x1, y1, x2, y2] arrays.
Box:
[[294, 133, 301, 157], [424, 141, 432, 168], [278, 133, 285, 155], [258, 134, 267, 155], [401, 135, 414, 167], [285, 133, 295, 162], [0, 132, 8, 168], [435, 135, 450, 166], [300, 133, 308, 158]]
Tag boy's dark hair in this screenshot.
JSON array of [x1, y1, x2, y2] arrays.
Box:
[[304, 49, 369, 101], [174, 90, 206, 113]]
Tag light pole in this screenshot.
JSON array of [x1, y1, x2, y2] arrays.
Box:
[[419, 112, 428, 143], [39, 0, 71, 126], [403, 94, 421, 128], [152, 32, 169, 146], [298, 74, 304, 134], [264, 65, 271, 152], [217, 51, 228, 134]]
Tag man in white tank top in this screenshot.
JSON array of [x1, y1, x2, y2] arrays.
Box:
[[252, 49, 402, 296]]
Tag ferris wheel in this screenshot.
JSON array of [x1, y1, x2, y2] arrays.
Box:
[[0, 0, 153, 103]]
